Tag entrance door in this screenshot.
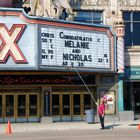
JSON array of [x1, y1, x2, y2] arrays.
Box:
[[5, 94, 15, 122], [28, 94, 40, 122], [52, 94, 60, 115], [72, 93, 91, 121], [16, 91, 40, 122], [0, 94, 3, 122], [83, 94, 91, 114], [18, 95, 26, 116], [72, 93, 81, 121], [51, 92, 72, 121], [62, 93, 71, 121], [0, 90, 40, 123], [51, 93, 60, 121], [134, 89, 140, 114], [51, 91, 92, 121], [16, 94, 27, 122]]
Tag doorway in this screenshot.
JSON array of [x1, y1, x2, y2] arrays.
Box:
[[0, 89, 40, 123], [133, 89, 140, 114], [51, 91, 93, 121]]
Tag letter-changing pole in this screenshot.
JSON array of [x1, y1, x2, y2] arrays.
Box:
[[74, 68, 97, 105]]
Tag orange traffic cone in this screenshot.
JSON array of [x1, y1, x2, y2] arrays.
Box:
[[138, 124, 140, 130], [6, 120, 12, 134]]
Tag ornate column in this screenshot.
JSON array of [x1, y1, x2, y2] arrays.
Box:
[[115, 11, 125, 73], [115, 11, 125, 112]]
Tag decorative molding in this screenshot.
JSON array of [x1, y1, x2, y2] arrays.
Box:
[[118, 0, 140, 7], [22, 0, 74, 20], [71, 0, 110, 7]]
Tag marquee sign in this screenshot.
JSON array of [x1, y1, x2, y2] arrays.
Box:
[[0, 10, 38, 70], [0, 75, 95, 85], [0, 8, 115, 72], [0, 24, 27, 63], [38, 24, 115, 72]]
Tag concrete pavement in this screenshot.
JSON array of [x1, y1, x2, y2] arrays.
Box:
[[0, 119, 140, 134]]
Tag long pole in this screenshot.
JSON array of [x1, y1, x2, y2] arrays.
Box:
[[74, 68, 97, 105]]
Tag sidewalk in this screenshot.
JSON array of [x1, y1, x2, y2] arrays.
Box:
[[0, 119, 140, 134]]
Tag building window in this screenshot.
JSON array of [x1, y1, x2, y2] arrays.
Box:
[[123, 11, 140, 47], [74, 11, 103, 24], [59, 10, 67, 20], [13, 0, 23, 8]]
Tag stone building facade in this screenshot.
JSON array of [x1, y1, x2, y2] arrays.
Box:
[[69, 0, 140, 120], [0, 0, 140, 122]]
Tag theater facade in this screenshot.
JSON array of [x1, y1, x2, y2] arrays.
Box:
[[0, 8, 117, 123]]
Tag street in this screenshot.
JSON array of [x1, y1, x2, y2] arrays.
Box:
[[0, 129, 139, 140]]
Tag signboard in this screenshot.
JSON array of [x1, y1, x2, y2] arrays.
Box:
[[38, 24, 114, 72], [0, 14, 37, 70], [0, 9, 115, 72], [0, 75, 95, 85], [124, 67, 140, 79], [99, 90, 116, 114]]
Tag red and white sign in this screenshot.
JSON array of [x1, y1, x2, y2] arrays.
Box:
[[0, 24, 27, 63], [107, 95, 114, 105]]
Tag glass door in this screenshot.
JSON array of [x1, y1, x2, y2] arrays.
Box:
[[4, 94, 15, 122], [28, 93, 40, 122], [0, 94, 3, 122], [29, 94, 38, 116], [73, 94, 80, 115], [83, 94, 91, 115], [52, 94, 60, 115], [134, 89, 140, 114], [0, 90, 40, 123], [62, 93, 71, 121], [16, 90, 40, 122], [5, 95, 14, 117], [17, 95, 26, 117], [72, 93, 81, 121], [0, 95, 2, 116], [51, 91, 92, 121], [16, 94, 27, 122], [62, 94, 70, 115], [51, 93, 61, 122]]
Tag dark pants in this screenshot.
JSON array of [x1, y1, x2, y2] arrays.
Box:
[[99, 115, 104, 129]]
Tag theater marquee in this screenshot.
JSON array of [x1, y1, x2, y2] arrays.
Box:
[[38, 24, 115, 72], [0, 9, 115, 72]]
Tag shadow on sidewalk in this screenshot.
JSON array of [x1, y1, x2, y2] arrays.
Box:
[[129, 124, 139, 126], [105, 124, 122, 129]]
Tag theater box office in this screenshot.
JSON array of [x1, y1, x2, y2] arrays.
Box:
[[0, 8, 117, 123]]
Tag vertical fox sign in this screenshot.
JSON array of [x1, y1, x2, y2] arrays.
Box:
[[0, 9, 37, 70], [0, 24, 27, 63]]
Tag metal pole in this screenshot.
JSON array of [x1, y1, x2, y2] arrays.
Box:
[[74, 68, 97, 105]]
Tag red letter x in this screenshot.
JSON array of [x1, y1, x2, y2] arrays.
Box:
[[0, 24, 27, 63]]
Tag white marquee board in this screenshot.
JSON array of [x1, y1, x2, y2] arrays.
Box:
[[38, 25, 112, 72]]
